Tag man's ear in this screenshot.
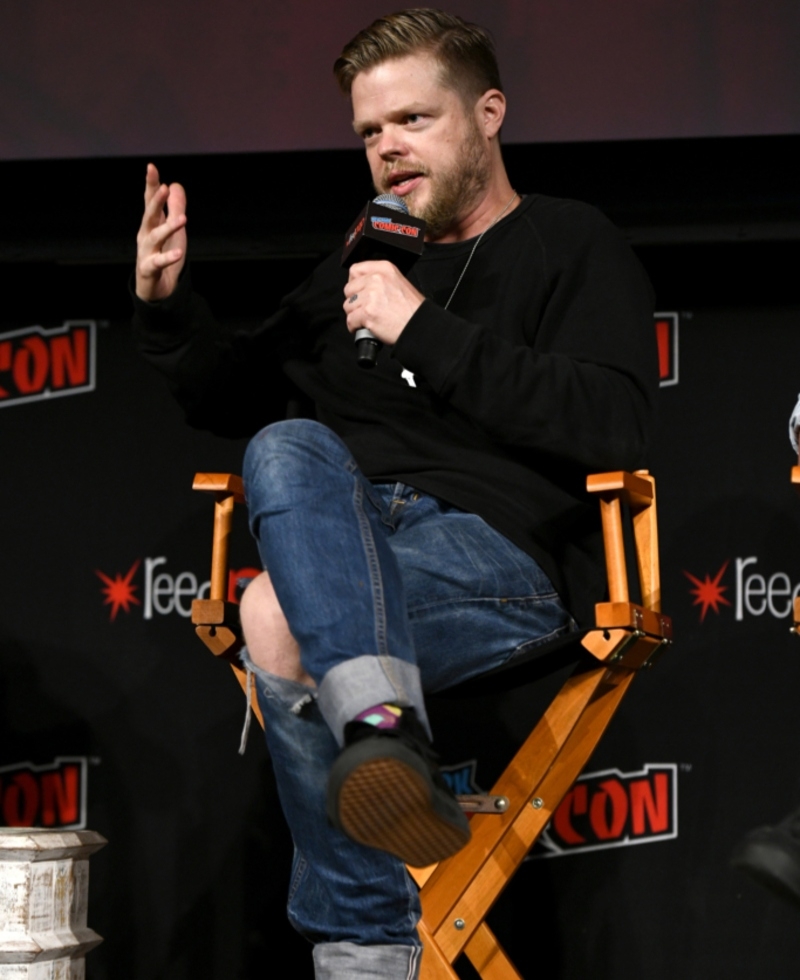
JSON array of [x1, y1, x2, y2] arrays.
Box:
[[475, 89, 506, 139]]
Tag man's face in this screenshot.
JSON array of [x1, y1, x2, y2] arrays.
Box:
[[350, 53, 491, 240]]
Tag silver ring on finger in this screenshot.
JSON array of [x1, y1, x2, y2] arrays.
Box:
[[348, 294, 358, 304]]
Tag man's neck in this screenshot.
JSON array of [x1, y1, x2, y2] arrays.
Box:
[[432, 174, 519, 244]]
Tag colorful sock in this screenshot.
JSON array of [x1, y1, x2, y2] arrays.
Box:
[[354, 703, 403, 730]]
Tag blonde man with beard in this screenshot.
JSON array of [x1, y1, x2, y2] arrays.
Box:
[[133, 10, 657, 977]]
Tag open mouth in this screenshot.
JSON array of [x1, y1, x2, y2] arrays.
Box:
[[387, 172, 424, 195]]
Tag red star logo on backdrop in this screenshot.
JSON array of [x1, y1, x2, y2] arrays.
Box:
[[683, 561, 731, 621], [95, 560, 141, 621]]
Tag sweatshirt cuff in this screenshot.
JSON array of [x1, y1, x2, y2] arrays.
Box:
[[390, 299, 478, 394], [130, 267, 195, 344]]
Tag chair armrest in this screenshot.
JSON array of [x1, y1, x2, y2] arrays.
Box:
[[583, 469, 670, 669], [586, 469, 660, 613], [192, 472, 244, 602], [192, 472, 246, 503]]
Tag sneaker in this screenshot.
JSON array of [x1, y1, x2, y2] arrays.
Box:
[[731, 807, 800, 907], [326, 708, 471, 867]]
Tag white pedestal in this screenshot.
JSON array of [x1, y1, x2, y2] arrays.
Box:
[[0, 829, 107, 979]]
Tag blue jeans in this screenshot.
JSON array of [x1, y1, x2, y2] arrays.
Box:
[[241, 420, 571, 974]]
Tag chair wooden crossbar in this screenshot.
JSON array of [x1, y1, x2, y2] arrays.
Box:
[[190, 469, 671, 980]]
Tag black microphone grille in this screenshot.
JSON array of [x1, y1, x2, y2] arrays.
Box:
[[372, 193, 409, 214]]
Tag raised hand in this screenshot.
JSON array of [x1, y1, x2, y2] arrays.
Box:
[[135, 163, 188, 302]]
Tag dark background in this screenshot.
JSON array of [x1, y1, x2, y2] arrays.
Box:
[[3, 1, 800, 977], [2, 133, 800, 978], [1, 0, 800, 158]]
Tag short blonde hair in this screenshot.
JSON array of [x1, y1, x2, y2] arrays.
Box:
[[333, 8, 502, 105]]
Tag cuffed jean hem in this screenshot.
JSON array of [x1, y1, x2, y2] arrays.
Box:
[[239, 648, 422, 947], [318, 655, 430, 746], [313, 942, 422, 980]]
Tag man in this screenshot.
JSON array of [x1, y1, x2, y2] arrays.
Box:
[[133, 9, 657, 977]]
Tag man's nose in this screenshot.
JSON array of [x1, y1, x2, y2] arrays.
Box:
[[376, 126, 406, 159]]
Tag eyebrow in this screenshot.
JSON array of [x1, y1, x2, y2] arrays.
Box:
[[352, 101, 433, 134]]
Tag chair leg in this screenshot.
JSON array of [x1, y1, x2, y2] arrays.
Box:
[[418, 920, 461, 980], [419, 662, 636, 963], [465, 923, 524, 980], [420, 908, 524, 979]]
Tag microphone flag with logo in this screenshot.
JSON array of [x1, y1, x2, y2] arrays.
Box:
[[341, 194, 426, 368]]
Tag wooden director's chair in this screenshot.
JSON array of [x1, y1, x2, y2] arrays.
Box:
[[191, 469, 672, 980]]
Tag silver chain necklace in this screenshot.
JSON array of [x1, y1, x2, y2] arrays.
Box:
[[443, 190, 519, 311]]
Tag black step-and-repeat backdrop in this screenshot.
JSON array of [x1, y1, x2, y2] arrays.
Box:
[[2, 243, 800, 978]]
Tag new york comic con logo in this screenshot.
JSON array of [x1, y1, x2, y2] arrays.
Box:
[[0, 321, 97, 408], [95, 556, 260, 621], [440, 760, 677, 857], [533, 764, 678, 858], [0, 758, 88, 830], [683, 556, 800, 622], [345, 216, 365, 247], [369, 216, 421, 238], [655, 312, 678, 387]]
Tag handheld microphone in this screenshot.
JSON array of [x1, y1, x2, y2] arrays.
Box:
[[341, 193, 426, 369]]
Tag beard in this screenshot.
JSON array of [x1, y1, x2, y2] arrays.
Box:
[[378, 118, 491, 240]]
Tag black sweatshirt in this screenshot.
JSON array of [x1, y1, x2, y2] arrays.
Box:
[[133, 193, 658, 626]]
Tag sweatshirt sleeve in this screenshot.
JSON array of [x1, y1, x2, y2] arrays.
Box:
[[390, 202, 658, 472], [132, 269, 301, 438]]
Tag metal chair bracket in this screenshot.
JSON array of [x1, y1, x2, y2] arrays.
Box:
[[457, 794, 510, 814]]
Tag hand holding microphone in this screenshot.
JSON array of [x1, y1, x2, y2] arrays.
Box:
[[341, 194, 426, 368]]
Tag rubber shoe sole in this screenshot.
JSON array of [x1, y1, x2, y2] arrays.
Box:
[[328, 736, 471, 868]]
